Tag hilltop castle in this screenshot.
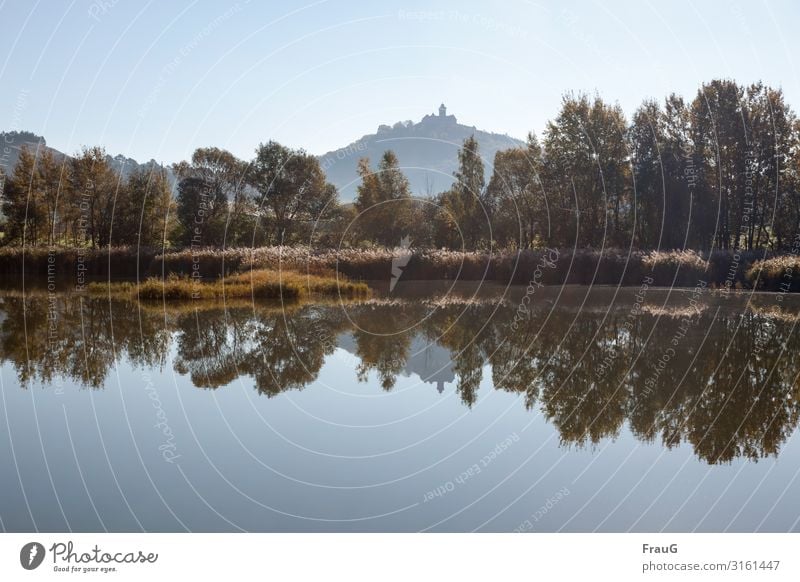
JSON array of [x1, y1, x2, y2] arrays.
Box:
[[377, 104, 458, 134], [421, 103, 457, 125]]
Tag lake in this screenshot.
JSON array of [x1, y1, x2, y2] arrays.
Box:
[[1, 283, 799, 532]]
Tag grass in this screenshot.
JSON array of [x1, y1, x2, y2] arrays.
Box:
[[222, 268, 368, 300], [88, 268, 370, 302], [746, 255, 800, 291]]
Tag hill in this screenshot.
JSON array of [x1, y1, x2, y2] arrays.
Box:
[[0, 131, 175, 184], [318, 104, 524, 200], [2, 106, 524, 202]]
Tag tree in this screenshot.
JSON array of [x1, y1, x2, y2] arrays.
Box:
[[780, 124, 800, 249], [249, 141, 337, 245], [0, 167, 6, 241], [37, 149, 66, 245], [440, 135, 487, 248], [69, 147, 120, 248], [174, 147, 253, 247], [114, 166, 176, 248], [629, 100, 664, 249], [2, 147, 43, 245], [0, 146, 71, 246], [743, 83, 796, 250], [660, 94, 695, 249], [628, 97, 695, 249], [542, 94, 631, 247], [689, 80, 748, 250], [354, 150, 412, 246], [486, 133, 545, 248]]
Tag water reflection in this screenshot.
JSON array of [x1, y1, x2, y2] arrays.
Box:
[[2, 287, 799, 465]]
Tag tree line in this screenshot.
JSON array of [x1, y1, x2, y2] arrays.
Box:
[[2, 79, 799, 252], [1, 145, 174, 248], [0, 141, 343, 249], [376, 79, 800, 252]]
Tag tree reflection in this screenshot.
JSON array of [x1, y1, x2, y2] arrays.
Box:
[[350, 306, 414, 390], [0, 295, 168, 388], [1, 291, 798, 464]]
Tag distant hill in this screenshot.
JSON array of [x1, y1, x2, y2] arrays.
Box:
[[0, 131, 175, 185], [318, 104, 524, 200], [0, 131, 63, 171], [2, 108, 524, 202]]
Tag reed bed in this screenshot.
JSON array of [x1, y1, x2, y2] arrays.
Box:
[[152, 246, 746, 287], [88, 268, 370, 302], [0, 245, 156, 282], [746, 255, 800, 291], [0, 244, 791, 292]]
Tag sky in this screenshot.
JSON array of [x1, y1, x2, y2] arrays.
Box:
[[1, 0, 799, 164]]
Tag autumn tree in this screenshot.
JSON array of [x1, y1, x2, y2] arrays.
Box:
[[249, 141, 337, 245], [113, 166, 176, 248], [486, 133, 545, 248], [354, 150, 413, 246], [628, 97, 695, 249], [438, 135, 488, 248], [541, 94, 631, 247], [175, 147, 250, 247], [69, 146, 120, 248], [37, 149, 66, 245], [2, 147, 44, 244], [742, 83, 796, 250]]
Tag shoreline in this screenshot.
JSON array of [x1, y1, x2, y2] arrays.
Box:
[[0, 245, 796, 292]]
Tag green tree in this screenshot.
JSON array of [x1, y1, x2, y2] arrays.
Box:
[[629, 100, 664, 249], [628, 98, 695, 249], [0, 146, 70, 246]]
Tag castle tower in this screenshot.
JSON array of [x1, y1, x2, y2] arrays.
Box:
[[439, 103, 446, 117]]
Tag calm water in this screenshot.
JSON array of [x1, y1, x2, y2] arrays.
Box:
[[1, 283, 799, 532]]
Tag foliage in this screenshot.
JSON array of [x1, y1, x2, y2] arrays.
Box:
[[174, 146, 263, 248], [354, 151, 413, 246], [249, 141, 337, 245]]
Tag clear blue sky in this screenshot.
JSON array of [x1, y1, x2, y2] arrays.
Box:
[[1, 0, 798, 164]]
